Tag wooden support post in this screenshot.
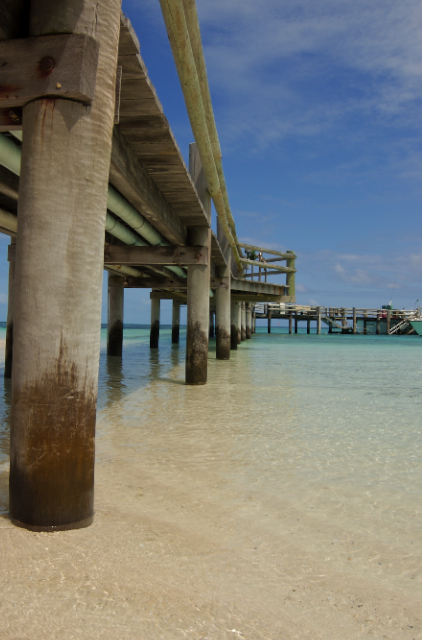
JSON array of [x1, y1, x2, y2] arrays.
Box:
[[307, 318, 310, 334], [252, 308, 256, 334], [9, 0, 122, 532], [376, 311, 380, 335], [289, 312, 293, 334], [241, 303, 247, 341], [317, 307, 321, 335], [4, 237, 15, 379], [209, 310, 215, 338], [386, 309, 391, 335], [186, 227, 210, 384], [150, 298, 160, 349], [246, 303, 252, 339], [172, 301, 180, 344], [295, 315, 298, 334], [215, 266, 231, 360], [237, 304, 242, 344], [342, 309, 347, 328], [353, 307, 357, 334], [363, 312, 367, 334], [230, 298, 239, 350], [107, 273, 124, 357], [267, 309, 271, 334]]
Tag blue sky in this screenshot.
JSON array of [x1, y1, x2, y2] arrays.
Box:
[[1, 0, 422, 324]]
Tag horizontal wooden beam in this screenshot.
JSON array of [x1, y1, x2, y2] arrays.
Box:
[[150, 291, 187, 301], [104, 244, 208, 266], [109, 274, 187, 289], [239, 243, 296, 259], [110, 273, 228, 290], [231, 277, 286, 297], [110, 127, 187, 246], [0, 34, 99, 107]]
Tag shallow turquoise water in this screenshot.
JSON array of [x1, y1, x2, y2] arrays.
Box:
[[1, 325, 422, 536]]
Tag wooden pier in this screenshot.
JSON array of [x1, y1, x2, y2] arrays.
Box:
[[255, 304, 418, 335], [0, 2, 295, 531]]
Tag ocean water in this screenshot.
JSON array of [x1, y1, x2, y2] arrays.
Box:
[[0, 324, 421, 637]]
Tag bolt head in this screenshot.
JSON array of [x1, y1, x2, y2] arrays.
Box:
[[38, 56, 55, 74]]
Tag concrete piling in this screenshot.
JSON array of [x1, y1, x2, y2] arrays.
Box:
[[9, 0, 122, 531], [172, 301, 181, 344], [5, 237, 15, 378], [150, 298, 160, 349], [246, 303, 252, 339], [241, 303, 247, 341], [186, 227, 210, 384], [237, 304, 242, 344], [230, 299, 239, 350], [209, 310, 215, 338], [215, 273, 231, 360], [107, 274, 124, 357]]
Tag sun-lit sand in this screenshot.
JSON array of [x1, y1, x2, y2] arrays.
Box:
[[0, 334, 421, 639]]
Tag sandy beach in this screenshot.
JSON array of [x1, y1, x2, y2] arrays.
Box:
[[0, 334, 421, 639]]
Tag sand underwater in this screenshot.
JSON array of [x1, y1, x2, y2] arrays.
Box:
[[0, 325, 421, 639]]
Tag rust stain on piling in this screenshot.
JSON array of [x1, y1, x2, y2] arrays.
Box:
[[9, 350, 96, 531], [4, 322, 13, 379], [150, 320, 159, 349], [186, 321, 208, 385], [108, 320, 123, 357], [230, 323, 238, 350], [216, 326, 230, 360], [172, 325, 180, 344]]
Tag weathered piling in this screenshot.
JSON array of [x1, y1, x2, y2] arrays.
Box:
[[172, 301, 180, 344], [289, 312, 293, 334], [209, 310, 215, 338], [246, 303, 252, 339], [9, 0, 122, 531], [353, 307, 357, 334], [150, 298, 160, 349], [267, 309, 271, 334], [237, 304, 242, 344], [215, 266, 231, 359], [107, 274, 124, 357], [307, 318, 310, 334], [241, 303, 247, 341], [295, 316, 298, 334], [376, 311, 381, 335], [5, 237, 15, 378], [186, 227, 210, 384], [230, 299, 239, 350]]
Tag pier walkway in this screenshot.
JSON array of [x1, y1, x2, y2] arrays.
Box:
[[0, 2, 295, 531], [255, 304, 418, 335]]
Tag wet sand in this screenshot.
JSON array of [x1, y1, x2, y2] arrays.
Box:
[[0, 333, 421, 639]]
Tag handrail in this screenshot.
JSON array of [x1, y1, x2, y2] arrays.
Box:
[[158, 0, 244, 274]]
